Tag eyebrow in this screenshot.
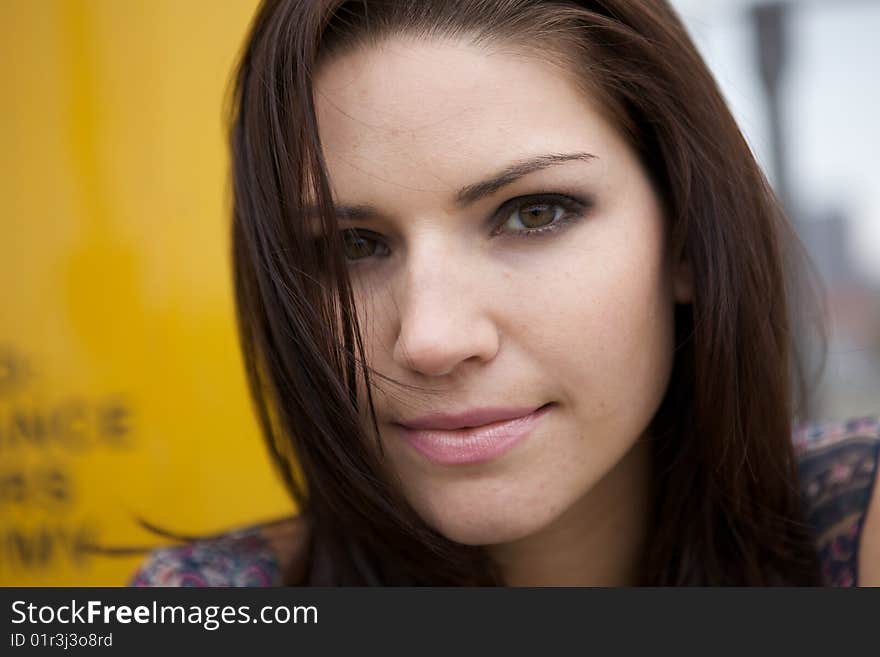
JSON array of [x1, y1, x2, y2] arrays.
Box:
[[325, 151, 597, 222]]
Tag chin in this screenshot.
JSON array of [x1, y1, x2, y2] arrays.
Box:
[[420, 500, 556, 547]]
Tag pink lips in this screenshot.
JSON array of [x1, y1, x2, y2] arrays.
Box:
[[395, 404, 553, 465]]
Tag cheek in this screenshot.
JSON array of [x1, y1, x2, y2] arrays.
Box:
[[522, 222, 676, 420], [348, 212, 677, 546]]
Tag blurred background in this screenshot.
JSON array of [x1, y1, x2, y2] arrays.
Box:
[[1, 0, 878, 585], [674, 0, 880, 421]]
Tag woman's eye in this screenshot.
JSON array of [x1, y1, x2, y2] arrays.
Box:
[[494, 194, 586, 236], [503, 202, 563, 230], [335, 194, 587, 264], [341, 228, 388, 261]]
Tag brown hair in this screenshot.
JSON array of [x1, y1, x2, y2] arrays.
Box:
[[229, 0, 826, 585]]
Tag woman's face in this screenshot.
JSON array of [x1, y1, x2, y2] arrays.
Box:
[[313, 37, 692, 546]]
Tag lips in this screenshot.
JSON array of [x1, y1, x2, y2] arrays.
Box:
[[394, 403, 553, 466], [397, 405, 548, 431]]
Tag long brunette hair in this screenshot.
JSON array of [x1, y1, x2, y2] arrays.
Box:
[[228, 0, 826, 585]]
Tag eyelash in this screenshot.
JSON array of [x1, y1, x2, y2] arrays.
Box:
[[493, 192, 588, 240], [331, 192, 591, 264]]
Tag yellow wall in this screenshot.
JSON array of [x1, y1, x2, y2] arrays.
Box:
[[0, 0, 294, 585]]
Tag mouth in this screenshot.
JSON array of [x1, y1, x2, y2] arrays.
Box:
[[394, 403, 555, 466]]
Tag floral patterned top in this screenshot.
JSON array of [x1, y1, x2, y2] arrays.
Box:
[[129, 527, 281, 587], [130, 417, 880, 587], [793, 416, 880, 586]]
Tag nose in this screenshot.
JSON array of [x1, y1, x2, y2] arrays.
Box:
[[391, 244, 500, 378]]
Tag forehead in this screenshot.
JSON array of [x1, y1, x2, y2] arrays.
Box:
[[312, 37, 622, 198]]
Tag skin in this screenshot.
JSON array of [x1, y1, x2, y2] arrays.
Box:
[[859, 464, 880, 584], [312, 36, 693, 585]]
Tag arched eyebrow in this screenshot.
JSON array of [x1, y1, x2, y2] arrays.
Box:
[[320, 151, 597, 222], [454, 151, 597, 206]]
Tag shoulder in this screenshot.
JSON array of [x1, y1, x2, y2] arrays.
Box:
[[129, 517, 307, 587], [794, 416, 880, 586]]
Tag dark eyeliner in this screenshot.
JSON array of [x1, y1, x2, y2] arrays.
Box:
[[490, 192, 591, 239], [333, 192, 591, 264]]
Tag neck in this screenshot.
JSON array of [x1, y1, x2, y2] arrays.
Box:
[[486, 437, 653, 587]]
